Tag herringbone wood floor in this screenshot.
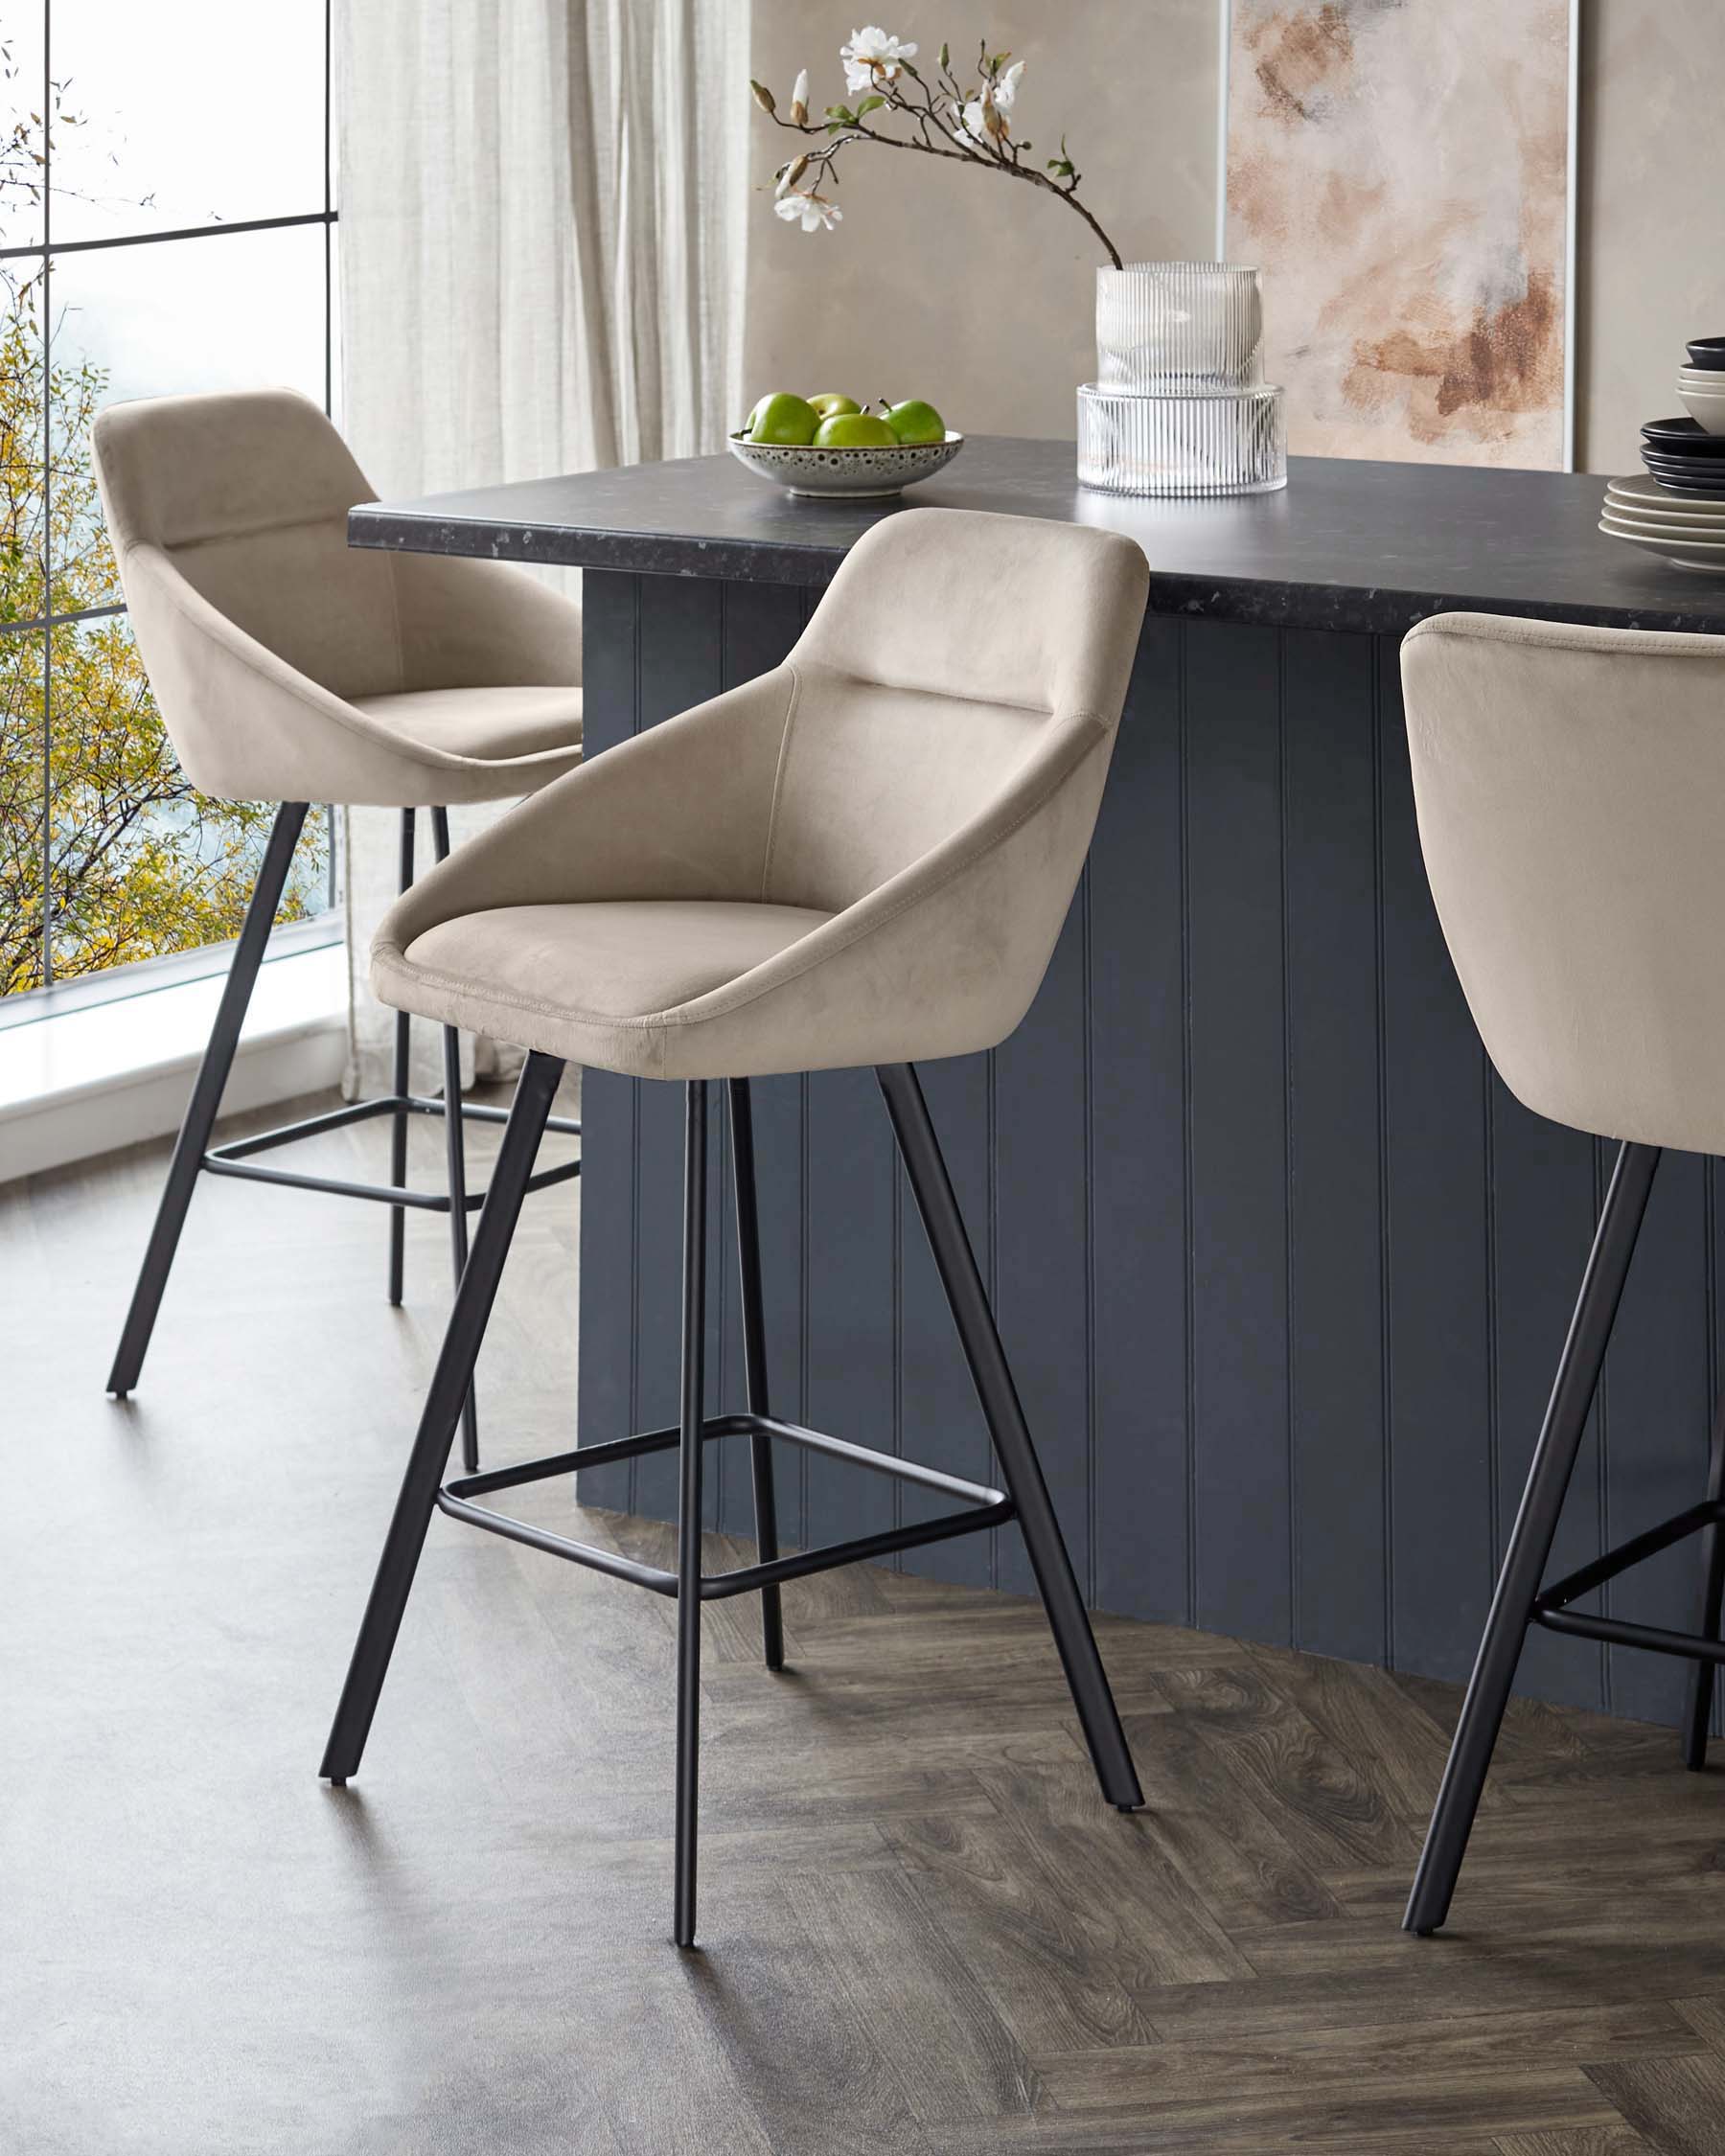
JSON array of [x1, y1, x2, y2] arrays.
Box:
[[6, 1087, 1725, 2154]]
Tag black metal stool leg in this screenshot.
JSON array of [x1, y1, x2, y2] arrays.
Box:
[[876, 1061, 1143, 1812], [107, 802, 310, 1396], [1682, 1389, 1725, 1770], [675, 1081, 708, 1948], [321, 1050, 564, 1785], [431, 809, 480, 1474], [727, 1078, 785, 1672], [1404, 1139, 1661, 1935], [386, 809, 416, 1309]]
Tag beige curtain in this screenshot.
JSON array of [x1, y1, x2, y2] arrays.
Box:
[[334, 0, 749, 1093]]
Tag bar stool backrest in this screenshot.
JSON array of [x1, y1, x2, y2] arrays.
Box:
[[770, 506, 1150, 916], [91, 388, 583, 803], [1402, 609, 1725, 1155], [95, 387, 402, 699]]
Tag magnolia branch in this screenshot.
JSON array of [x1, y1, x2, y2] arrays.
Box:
[[751, 35, 1124, 270]]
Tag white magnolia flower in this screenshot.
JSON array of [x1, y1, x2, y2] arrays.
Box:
[[840, 25, 917, 95], [954, 59, 1026, 144], [774, 190, 842, 233], [790, 68, 810, 123]]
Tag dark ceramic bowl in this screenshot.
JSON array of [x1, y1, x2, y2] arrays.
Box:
[[1640, 417, 1725, 454], [1686, 338, 1725, 372]]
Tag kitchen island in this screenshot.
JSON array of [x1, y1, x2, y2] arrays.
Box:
[[352, 436, 1725, 1726]]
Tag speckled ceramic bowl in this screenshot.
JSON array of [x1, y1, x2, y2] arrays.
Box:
[[726, 429, 963, 500]]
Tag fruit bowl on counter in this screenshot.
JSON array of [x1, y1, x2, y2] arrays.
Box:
[[727, 389, 962, 499]]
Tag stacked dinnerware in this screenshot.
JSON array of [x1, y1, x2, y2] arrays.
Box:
[[1077, 263, 1287, 497], [1640, 418, 1725, 491], [1598, 334, 1725, 570], [1599, 474, 1725, 574]]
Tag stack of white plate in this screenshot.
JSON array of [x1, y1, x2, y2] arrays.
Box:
[[1599, 474, 1725, 573]]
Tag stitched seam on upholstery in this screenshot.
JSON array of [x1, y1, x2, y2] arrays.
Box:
[[801, 662, 1053, 718], [759, 664, 802, 904], [378, 714, 1109, 1035], [167, 510, 365, 550]]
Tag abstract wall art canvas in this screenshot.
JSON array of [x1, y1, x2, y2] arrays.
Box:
[[1227, 0, 1573, 467]]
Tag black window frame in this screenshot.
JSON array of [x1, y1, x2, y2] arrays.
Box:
[[0, 0, 339, 1021]]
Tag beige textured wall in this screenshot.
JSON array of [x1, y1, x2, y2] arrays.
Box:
[[1576, 0, 1725, 474], [741, 2, 1721, 470], [740, 3, 1221, 439]]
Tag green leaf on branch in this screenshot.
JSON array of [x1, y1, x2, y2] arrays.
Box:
[[855, 94, 886, 116], [825, 103, 856, 123]]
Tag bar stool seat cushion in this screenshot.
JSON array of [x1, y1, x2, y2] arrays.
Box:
[[350, 684, 585, 767], [404, 899, 834, 1046], [373, 506, 1151, 1079]]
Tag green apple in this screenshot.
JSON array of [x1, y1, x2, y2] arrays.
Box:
[[884, 398, 946, 446], [814, 411, 898, 447], [808, 392, 862, 420], [748, 392, 819, 446]]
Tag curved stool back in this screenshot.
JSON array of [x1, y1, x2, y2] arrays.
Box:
[[1401, 610, 1725, 1935]]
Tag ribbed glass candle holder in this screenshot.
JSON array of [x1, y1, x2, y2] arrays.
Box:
[[1076, 383, 1287, 498], [1095, 264, 1264, 391]]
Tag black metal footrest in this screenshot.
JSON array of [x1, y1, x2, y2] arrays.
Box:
[[201, 1090, 581, 1210], [437, 1411, 1014, 1599], [1532, 1497, 1725, 1663]]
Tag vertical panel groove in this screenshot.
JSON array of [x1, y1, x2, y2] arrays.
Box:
[[1711, 1157, 1721, 1736], [987, 1048, 1000, 1590], [1179, 622, 1197, 1630], [799, 1071, 810, 1534], [1596, 1135, 1611, 1714], [1083, 870, 1097, 1609], [627, 573, 643, 1518], [1278, 631, 1298, 1645], [1485, 1073, 1501, 1567], [1372, 634, 1393, 1668]]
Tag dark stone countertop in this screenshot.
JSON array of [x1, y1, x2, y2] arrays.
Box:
[[349, 433, 1725, 638]]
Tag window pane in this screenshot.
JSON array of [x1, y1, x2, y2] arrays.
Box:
[[0, 12, 47, 251], [0, 626, 45, 995], [46, 220, 327, 615], [52, 218, 327, 405], [49, 0, 326, 242], [2, 275, 46, 625], [46, 614, 331, 984]]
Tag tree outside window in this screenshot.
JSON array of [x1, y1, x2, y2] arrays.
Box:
[[1, 15, 334, 1000]]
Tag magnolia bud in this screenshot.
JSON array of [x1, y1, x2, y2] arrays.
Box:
[[749, 80, 776, 115], [790, 68, 810, 124], [776, 153, 809, 195]]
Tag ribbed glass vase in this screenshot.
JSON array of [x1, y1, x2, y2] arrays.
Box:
[[1095, 264, 1264, 392], [1076, 382, 1287, 498]]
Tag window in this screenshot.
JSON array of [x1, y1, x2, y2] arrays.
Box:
[[1, 3, 337, 1005]]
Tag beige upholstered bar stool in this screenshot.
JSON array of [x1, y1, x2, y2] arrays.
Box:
[[1401, 610, 1725, 1935], [95, 389, 584, 1468], [320, 506, 1152, 1945]]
